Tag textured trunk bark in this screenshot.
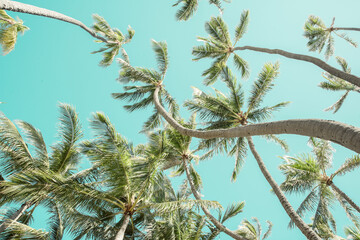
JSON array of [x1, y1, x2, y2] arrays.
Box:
[[153, 88, 360, 154], [330, 182, 360, 213], [114, 214, 130, 240], [182, 159, 245, 240], [333, 27, 360, 31], [233, 46, 360, 88], [247, 137, 321, 240], [0, 0, 109, 43], [0, 201, 31, 233]]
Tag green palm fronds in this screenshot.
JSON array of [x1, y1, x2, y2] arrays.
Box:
[[185, 65, 288, 181], [113, 40, 179, 132], [192, 11, 249, 85], [279, 138, 360, 232], [319, 57, 359, 113], [91, 14, 135, 67], [0, 10, 29, 55], [235, 217, 273, 240], [173, 0, 230, 21], [304, 16, 357, 59]]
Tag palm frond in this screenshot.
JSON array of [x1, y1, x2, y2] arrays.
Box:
[[234, 10, 250, 44], [247, 62, 280, 112], [50, 103, 82, 174], [0, 11, 29, 55], [233, 53, 249, 79], [220, 201, 245, 223], [333, 155, 360, 177], [0, 113, 34, 175], [151, 40, 169, 76], [308, 137, 334, 171], [174, 0, 198, 21]]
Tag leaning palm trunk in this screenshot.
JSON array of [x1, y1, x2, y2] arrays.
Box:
[[233, 46, 360, 88], [332, 27, 360, 31], [0, 201, 32, 233], [153, 87, 360, 154], [247, 137, 321, 240], [114, 214, 130, 240], [0, 0, 108, 42], [330, 183, 360, 213], [182, 159, 246, 240]]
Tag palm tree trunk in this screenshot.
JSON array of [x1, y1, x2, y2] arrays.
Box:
[[233, 46, 360, 88], [0, 201, 32, 233], [0, 0, 109, 43], [246, 137, 321, 240], [182, 158, 246, 240], [333, 27, 360, 31], [330, 182, 360, 213], [114, 214, 130, 240], [153, 87, 360, 154]]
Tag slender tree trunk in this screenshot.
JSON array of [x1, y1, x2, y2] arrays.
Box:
[[333, 27, 360, 31], [182, 159, 245, 240], [0, 0, 109, 43], [330, 182, 360, 213], [246, 137, 321, 240], [0, 201, 31, 233], [114, 214, 130, 240], [233, 46, 360, 88], [153, 87, 360, 154]]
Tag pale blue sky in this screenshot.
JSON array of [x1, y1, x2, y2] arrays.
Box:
[[2, 0, 360, 239]]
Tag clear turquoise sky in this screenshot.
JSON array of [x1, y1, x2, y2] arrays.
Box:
[[2, 0, 360, 239]]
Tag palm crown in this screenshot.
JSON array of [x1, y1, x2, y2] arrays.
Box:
[[67, 112, 220, 239], [279, 137, 360, 232], [319, 56, 360, 113], [185, 64, 289, 181], [0, 10, 29, 55], [0, 103, 84, 238], [113, 40, 179, 132], [91, 14, 135, 67], [303, 15, 358, 60], [173, 0, 230, 21], [192, 11, 249, 85]]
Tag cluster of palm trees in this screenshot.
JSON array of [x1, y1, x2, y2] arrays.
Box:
[[1, 0, 360, 239]]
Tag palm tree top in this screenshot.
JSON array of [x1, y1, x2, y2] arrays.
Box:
[[192, 10, 250, 85], [279, 137, 360, 232]]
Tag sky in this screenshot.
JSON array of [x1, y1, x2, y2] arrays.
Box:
[[1, 0, 360, 239]]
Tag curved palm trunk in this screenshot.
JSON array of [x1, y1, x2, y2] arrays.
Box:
[[330, 182, 360, 213], [153, 88, 360, 154], [0, 0, 108, 43], [333, 27, 360, 31], [0, 201, 31, 233], [233, 46, 360, 88], [182, 159, 245, 240], [114, 214, 130, 240], [246, 137, 320, 240]]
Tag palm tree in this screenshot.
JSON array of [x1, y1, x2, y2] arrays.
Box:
[[304, 16, 358, 59], [184, 64, 289, 181], [0, 9, 28, 55], [0, 1, 132, 65], [181, 65, 324, 240], [279, 137, 360, 233], [235, 217, 273, 240], [69, 112, 220, 240], [173, 0, 230, 21], [193, 14, 360, 88], [319, 56, 360, 113], [113, 40, 179, 132], [0, 103, 83, 235], [147, 118, 276, 240], [192, 10, 250, 85]]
